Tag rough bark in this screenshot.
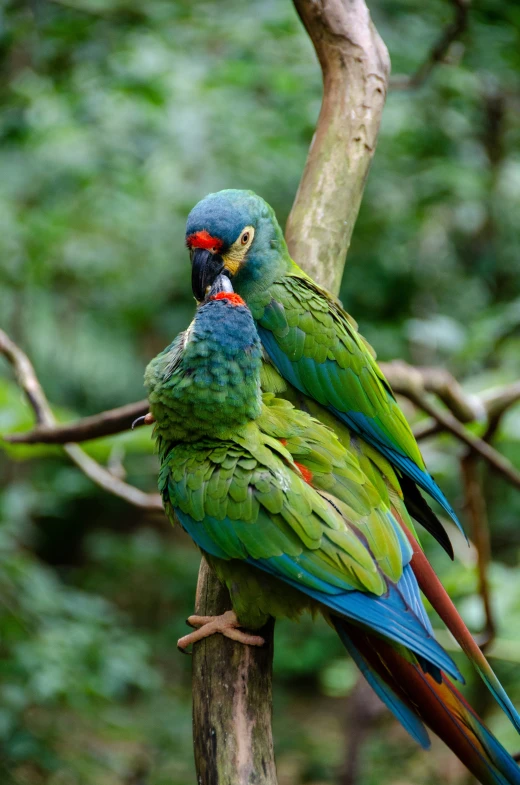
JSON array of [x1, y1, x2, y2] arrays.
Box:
[[192, 1, 389, 783], [192, 560, 276, 785], [287, 0, 390, 293]]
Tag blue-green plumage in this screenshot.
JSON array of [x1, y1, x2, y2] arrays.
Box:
[[186, 189, 464, 554]]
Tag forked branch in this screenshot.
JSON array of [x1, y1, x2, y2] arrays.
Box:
[[0, 329, 162, 512], [391, 0, 470, 89]]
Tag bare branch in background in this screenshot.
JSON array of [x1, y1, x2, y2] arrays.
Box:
[[0, 329, 162, 512], [413, 419, 444, 441], [340, 679, 384, 785], [410, 392, 520, 490], [461, 453, 496, 649], [412, 381, 520, 442], [482, 381, 520, 443], [7, 361, 520, 494], [1, 363, 487, 445], [391, 0, 470, 89], [4, 400, 149, 445], [456, 381, 520, 654], [380, 360, 483, 422]]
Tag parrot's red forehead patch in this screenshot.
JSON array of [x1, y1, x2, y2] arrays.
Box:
[[186, 230, 223, 252], [210, 292, 246, 307]]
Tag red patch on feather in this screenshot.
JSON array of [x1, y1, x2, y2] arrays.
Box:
[[186, 230, 223, 252], [210, 292, 246, 307], [279, 439, 287, 446], [294, 462, 313, 485]]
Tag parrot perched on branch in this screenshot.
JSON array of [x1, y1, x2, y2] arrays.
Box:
[[145, 277, 520, 785], [187, 189, 463, 558]]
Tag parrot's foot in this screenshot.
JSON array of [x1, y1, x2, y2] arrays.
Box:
[[177, 610, 265, 654]]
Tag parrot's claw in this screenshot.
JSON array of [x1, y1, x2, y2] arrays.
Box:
[[131, 412, 155, 430], [177, 610, 265, 654]]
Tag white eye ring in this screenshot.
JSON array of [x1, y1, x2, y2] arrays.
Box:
[[240, 232, 250, 245]]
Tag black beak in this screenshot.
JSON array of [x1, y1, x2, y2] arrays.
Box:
[[191, 248, 224, 302]]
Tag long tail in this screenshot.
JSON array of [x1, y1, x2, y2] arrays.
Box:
[[399, 520, 520, 734], [336, 621, 520, 785]]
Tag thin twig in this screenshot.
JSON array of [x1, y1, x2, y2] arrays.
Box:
[[460, 453, 496, 649], [413, 418, 443, 441], [4, 400, 149, 445], [482, 381, 520, 443], [391, 0, 470, 89], [456, 383, 520, 653], [409, 392, 520, 489], [412, 381, 520, 442], [3, 363, 484, 446], [340, 678, 384, 785], [381, 360, 484, 423], [0, 329, 162, 512]]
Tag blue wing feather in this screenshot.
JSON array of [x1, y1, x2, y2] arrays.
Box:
[[335, 620, 431, 748], [176, 509, 461, 682]]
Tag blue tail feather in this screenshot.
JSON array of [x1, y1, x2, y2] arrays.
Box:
[[254, 556, 462, 682], [177, 507, 461, 681], [335, 620, 431, 748]]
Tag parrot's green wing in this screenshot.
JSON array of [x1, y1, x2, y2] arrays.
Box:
[[250, 273, 461, 532], [159, 399, 458, 679]]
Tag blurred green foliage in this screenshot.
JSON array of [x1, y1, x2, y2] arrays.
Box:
[[0, 0, 519, 783]]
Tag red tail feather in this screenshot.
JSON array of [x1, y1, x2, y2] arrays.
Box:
[[346, 625, 520, 785]]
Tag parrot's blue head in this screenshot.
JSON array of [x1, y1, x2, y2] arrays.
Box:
[[145, 274, 263, 443], [186, 189, 291, 301]]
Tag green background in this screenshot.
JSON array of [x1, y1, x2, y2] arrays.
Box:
[[1, 0, 519, 783]]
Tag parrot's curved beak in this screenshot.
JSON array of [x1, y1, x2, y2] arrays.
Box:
[[191, 248, 224, 302]]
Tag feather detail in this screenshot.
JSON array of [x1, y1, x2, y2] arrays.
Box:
[[254, 274, 465, 541], [401, 520, 520, 734], [338, 624, 520, 785]]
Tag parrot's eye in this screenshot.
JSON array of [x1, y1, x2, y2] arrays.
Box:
[[221, 225, 255, 276]]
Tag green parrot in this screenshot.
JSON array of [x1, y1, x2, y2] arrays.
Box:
[[145, 277, 520, 785], [187, 189, 461, 557]]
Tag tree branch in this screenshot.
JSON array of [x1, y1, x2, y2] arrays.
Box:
[[412, 381, 520, 442], [409, 391, 520, 490], [6, 349, 520, 495], [456, 382, 520, 653], [482, 381, 520, 443], [7, 362, 482, 446], [391, 0, 470, 89], [4, 400, 149, 445], [460, 453, 496, 649], [0, 329, 162, 512], [380, 360, 484, 423], [286, 0, 390, 293], [192, 560, 276, 783]]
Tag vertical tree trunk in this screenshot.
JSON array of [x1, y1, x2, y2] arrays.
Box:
[[287, 0, 390, 288], [192, 560, 276, 785], [192, 2, 389, 782]]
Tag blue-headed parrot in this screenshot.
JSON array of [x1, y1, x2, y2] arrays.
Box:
[[187, 189, 464, 558]]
